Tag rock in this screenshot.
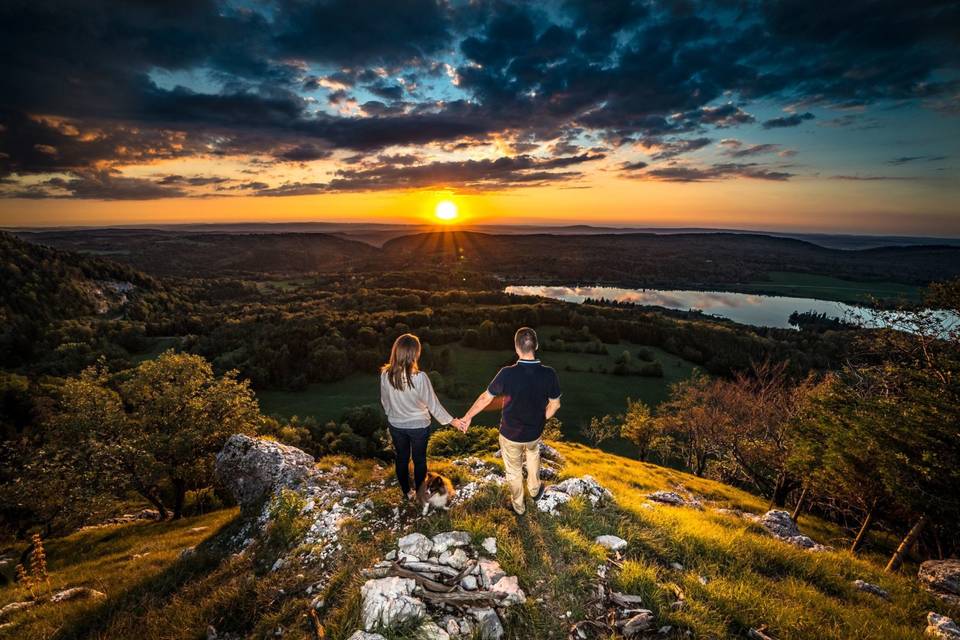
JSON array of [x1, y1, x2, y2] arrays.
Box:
[[926, 612, 960, 639], [50, 587, 107, 603], [439, 548, 469, 570], [481, 537, 497, 556], [920, 560, 960, 598], [0, 600, 35, 619], [347, 632, 387, 640], [490, 575, 526, 605], [469, 607, 504, 640], [461, 575, 478, 590], [360, 577, 424, 631], [431, 531, 471, 554], [621, 611, 655, 637], [398, 533, 434, 560], [595, 535, 627, 552], [670, 562, 684, 571], [647, 491, 686, 506], [420, 621, 451, 640], [759, 510, 826, 551], [536, 475, 612, 515], [215, 434, 316, 514], [540, 443, 564, 462], [853, 579, 890, 599], [478, 559, 506, 588]]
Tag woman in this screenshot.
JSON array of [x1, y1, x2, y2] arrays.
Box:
[[380, 334, 463, 500]]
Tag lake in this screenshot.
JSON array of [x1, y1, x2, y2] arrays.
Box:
[[505, 285, 955, 331]]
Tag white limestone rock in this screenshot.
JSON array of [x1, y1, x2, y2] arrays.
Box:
[[359, 577, 425, 631], [431, 531, 471, 555], [481, 537, 497, 556], [397, 533, 434, 560], [490, 575, 526, 605], [595, 535, 628, 552], [469, 607, 504, 640], [926, 612, 960, 639]]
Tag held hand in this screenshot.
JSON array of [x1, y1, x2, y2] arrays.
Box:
[[460, 416, 472, 432], [451, 417, 467, 432]]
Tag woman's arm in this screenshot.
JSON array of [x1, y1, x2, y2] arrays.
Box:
[[418, 373, 454, 425], [379, 373, 392, 415]]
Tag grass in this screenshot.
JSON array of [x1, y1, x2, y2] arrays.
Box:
[[739, 271, 921, 305], [2, 444, 954, 639], [259, 331, 699, 448]]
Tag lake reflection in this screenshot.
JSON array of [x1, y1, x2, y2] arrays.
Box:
[[505, 285, 937, 330]]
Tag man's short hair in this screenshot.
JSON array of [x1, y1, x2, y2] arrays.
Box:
[[514, 327, 538, 353]]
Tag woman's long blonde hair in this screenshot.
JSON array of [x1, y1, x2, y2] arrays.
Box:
[[382, 333, 421, 390]]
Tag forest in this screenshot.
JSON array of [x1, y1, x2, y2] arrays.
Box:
[[1, 229, 958, 576]]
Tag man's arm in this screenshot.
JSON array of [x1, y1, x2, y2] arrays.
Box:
[[462, 390, 495, 428], [545, 397, 561, 420]]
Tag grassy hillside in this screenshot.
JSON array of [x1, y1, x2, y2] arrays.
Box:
[[2, 441, 952, 639]]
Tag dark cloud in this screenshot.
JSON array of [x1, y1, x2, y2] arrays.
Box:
[[643, 137, 713, 160], [0, 0, 956, 198], [620, 160, 649, 171], [255, 153, 605, 195], [887, 155, 948, 165], [157, 175, 229, 186], [828, 174, 918, 181], [718, 139, 788, 158], [637, 162, 794, 182], [6, 169, 188, 199], [274, 144, 333, 162], [762, 112, 815, 129]]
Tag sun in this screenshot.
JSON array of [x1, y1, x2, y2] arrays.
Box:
[[434, 200, 458, 222]]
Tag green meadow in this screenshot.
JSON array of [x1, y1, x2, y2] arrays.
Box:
[[740, 271, 922, 304], [258, 334, 699, 444]]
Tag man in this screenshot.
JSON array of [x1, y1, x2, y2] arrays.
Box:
[[460, 327, 561, 515]]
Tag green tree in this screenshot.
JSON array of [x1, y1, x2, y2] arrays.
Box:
[[619, 398, 659, 461]]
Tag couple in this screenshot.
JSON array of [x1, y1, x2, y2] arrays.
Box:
[[379, 327, 562, 515]]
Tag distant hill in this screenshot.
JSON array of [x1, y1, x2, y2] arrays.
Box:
[[15, 229, 381, 277], [381, 231, 960, 288]]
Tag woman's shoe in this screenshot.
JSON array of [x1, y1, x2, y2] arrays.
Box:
[[406, 489, 416, 501]]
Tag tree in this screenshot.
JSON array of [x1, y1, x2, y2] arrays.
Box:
[[657, 372, 727, 476], [619, 398, 659, 461], [46, 352, 262, 521], [120, 351, 262, 518]]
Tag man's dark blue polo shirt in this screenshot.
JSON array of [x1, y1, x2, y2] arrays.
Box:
[[487, 358, 561, 443]]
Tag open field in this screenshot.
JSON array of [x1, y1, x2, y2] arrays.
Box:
[[739, 271, 922, 304], [258, 333, 699, 445]]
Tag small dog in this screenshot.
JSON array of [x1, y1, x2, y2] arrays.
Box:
[[416, 472, 455, 516]]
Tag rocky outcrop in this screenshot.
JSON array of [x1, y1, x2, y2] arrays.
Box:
[[759, 510, 827, 551], [50, 587, 106, 603], [536, 475, 612, 515], [355, 532, 522, 639], [595, 535, 628, 552], [926, 612, 960, 639], [215, 434, 316, 514], [852, 579, 889, 600], [920, 559, 960, 604]]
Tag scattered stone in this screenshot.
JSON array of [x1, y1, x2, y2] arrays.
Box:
[[540, 443, 564, 462], [359, 577, 425, 631], [420, 620, 451, 640], [647, 491, 686, 506], [853, 579, 890, 599], [432, 531, 471, 554], [536, 475, 612, 515], [478, 559, 506, 588], [0, 601, 35, 620], [398, 532, 434, 560], [215, 434, 316, 514], [927, 613, 960, 640], [759, 510, 827, 551], [670, 562, 684, 571], [490, 575, 526, 605], [469, 607, 504, 640], [481, 537, 497, 556], [439, 548, 469, 570], [50, 587, 106, 603], [595, 535, 628, 552], [461, 575, 478, 590], [347, 632, 387, 640], [621, 611, 655, 637], [920, 560, 960, 603]]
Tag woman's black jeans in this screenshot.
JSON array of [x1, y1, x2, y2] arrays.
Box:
[[388, 425, 430, 495]]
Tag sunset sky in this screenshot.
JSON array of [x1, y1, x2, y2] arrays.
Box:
[[1, 1, 958, 234]]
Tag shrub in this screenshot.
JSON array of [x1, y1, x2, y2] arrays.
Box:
[[428, 426, 499, 457]]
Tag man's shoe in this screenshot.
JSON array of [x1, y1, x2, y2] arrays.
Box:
[[532, 484, 546, 501]]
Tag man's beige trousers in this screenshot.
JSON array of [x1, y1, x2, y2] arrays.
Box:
[[499, 434, 541, 514]]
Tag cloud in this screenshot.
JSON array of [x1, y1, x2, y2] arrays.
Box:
[[887, 155, 947, 165], [274, 144, 333, 162], [718, 139, 791, 158], [255, 152, 605, 195], [762, 112, 815, 129], [637, 162, 794, 182], [6, 169, 188, 199], [641, 137, 713, 160]]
